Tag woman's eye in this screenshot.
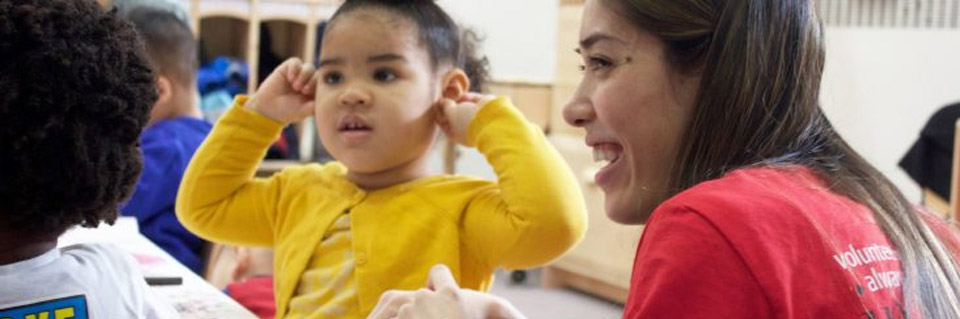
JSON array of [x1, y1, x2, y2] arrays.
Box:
[[581, 56, 613, 72], [323, 72, 343, 85], [374, 69, 397, 82]]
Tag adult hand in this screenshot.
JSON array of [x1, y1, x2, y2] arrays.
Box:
[[366, 264, 528, 319]]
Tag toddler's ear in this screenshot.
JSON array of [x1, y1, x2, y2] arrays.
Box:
[[441, 69, 470, 101], [155, 76, 173, 107]]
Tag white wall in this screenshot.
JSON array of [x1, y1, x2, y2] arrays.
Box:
[[820, 28, 960, 202], [437, 0, 557, 84]]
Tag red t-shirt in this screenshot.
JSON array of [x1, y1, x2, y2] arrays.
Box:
[[624, 166, 908, 319]]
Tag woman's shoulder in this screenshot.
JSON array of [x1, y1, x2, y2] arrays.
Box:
[[654, 165, 863, 232], [663, 166, 834, 210]]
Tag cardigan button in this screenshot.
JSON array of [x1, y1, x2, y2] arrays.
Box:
[[356, 252, 368, 265]]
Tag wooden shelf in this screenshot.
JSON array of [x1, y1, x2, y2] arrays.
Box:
[[193, 0, 339, 21], [195, 0, 252, 19], [488, 82, 552, 131], [542, 265, 629, 304], [551, 4, 585, 137], [192, 0, 340, 93], [191, 1, 333, 157], [198, 17, 250, 62], [260, 20, 310, 69], [259, 0, 312, 22]]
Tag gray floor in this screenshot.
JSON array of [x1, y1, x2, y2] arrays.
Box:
[[489, 269, 624, 319]]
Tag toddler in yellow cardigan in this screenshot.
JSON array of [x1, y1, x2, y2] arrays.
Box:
[[176, 1, 587, 318]]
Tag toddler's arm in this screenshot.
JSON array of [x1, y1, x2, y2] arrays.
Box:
[[446, 95, 588, 269], [176, 58, 318, 246]]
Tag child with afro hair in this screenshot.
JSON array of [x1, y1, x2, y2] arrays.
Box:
[[0, 0, 179, 317]]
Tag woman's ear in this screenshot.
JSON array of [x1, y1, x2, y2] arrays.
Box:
[[441, 69, 470, 101]]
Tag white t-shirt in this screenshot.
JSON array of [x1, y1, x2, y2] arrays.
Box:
[[0, 243, 180, 319]]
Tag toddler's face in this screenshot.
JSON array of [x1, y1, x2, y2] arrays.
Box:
[[315, 9, 442, 175]]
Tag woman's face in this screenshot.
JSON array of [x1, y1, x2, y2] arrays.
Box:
[[564, 0, 700, 224]]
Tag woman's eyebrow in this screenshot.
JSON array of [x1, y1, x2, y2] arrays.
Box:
[[579, 32, 626, 50]]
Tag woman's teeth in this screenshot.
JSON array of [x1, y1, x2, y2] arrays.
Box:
[[593, 145, 621, 165]]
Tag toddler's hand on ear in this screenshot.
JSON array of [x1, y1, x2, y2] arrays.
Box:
[[436, 93, 496, 146], [245, 58, 318, 124]]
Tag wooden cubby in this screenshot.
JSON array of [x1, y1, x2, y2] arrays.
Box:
[[189, 0, 341, 162], [191, 0, 339, 92], [198, 17, 250, 64], [258, 20, 309, 79]]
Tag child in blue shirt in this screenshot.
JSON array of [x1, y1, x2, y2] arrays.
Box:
[[119, 5, 212, 274]]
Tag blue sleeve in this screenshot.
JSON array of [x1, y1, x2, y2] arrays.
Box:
[[121, 138, 180, 221], [121, 129, 206, 274]]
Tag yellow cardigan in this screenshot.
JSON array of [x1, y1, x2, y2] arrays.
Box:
[[177, 96, 587, 318]]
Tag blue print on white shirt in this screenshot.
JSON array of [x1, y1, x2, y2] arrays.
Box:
[[0, 295, 88, 319]]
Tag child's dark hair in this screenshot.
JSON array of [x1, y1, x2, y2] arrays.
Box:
[[329, 0, 491, 92], [120, 5, 198, 85], [0, 0, 157, 235]]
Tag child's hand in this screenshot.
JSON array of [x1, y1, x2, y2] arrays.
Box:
[[245, 58, 318, 124], [436, 93, 496, 146]]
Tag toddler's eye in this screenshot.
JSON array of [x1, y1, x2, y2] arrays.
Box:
[[323, 72, 343, 85], [374, 69, 397, 82]]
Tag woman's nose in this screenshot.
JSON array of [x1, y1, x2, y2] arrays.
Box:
[[563, 90, 595, 127]]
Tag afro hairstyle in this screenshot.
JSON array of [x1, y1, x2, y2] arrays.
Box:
[[0, 0, 157, 235]]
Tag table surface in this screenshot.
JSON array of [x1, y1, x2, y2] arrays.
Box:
[[59, 218, 260, 319]]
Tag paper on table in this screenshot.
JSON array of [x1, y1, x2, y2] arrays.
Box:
[[59, 217, 260, 318], [59, 217, 183, 283]]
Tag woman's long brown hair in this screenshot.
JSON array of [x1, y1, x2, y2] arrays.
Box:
[[605, 0, 960, 316]]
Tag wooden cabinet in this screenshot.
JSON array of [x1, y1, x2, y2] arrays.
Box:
[[488, 82, 553, 131], [550, 2, 586, 138], [190, 0, 340, 93], [188, 0, 341, 161]]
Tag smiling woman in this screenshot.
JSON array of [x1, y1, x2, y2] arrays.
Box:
[[583, 0, 960, 317], [366, 0, 960, 318]]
